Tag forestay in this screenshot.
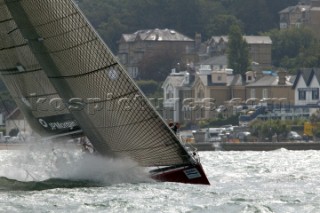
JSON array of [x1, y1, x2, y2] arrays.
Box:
[[3, 0, 192, 167]]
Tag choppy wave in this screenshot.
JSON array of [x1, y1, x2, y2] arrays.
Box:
[[0, 176, 102, 191], [3, 145, 320, 212]]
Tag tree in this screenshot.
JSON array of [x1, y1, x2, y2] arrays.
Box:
[[136, 80, 160, 96], [227, 24, 250, 76], [266, 28, 320, 72], [250, 119, 290, 141], [138, 50, 182, 81], [205, 15, 241, 37], [98, 17, 128, 52], [77, 0, 301, 54]]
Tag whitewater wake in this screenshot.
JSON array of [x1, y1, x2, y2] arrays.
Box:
[[0, 140, 152, 190]]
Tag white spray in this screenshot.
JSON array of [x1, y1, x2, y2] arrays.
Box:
[[0, 140, 152, 185]]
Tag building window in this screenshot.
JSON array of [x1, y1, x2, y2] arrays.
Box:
[[262, 89, 268, 99], [217, 76, 222, 81], [127, 67, 138, 78], [183, 107, 191, 120], [298, 90, 306, 100], [250, 89, 255, 98], [312, 88, 319, 100], [195, 108, 201, 120], [119, 54, 128, 64], [201, 107, 205, 118], [166, 85, 174, 99], [280, 22, 287, 29], [197, 88, 204, 99]]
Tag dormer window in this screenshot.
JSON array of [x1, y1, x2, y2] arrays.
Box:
[[197, 88, 204, 99], [166, 91, 173, 99]]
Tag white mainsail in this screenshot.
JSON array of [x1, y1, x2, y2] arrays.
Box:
[[2, 0, 193, 167]]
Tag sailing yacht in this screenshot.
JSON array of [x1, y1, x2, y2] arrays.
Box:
[[0, 0, 210, 185]]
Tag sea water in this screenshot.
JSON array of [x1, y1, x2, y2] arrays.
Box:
[[0, 143, 320, 213]]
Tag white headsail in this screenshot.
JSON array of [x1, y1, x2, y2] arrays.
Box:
[[0, 2, 82, 137]]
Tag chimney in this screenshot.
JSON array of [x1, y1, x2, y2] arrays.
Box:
[[255, 70, 263, 80], [195, 33, 201, 50], [278, 69, 286, 85], [176, 63, 181, 73]]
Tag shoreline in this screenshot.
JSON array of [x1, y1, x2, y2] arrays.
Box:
[[189, 141, 320, 151], [2, 141, 320, 152]]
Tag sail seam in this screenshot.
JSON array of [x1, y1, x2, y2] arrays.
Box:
[[48, 38, 98, 54], [48, 63, 118, 79], [7, 27, 18, 34], [0, 42, 28, 51], [34, 12, 79, 28], [0, 18, 12, 24], [42, 25, 87, 40]]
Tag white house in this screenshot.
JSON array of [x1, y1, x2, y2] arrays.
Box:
[[161, 69, 195, 123], [292, 68, 320, 116]]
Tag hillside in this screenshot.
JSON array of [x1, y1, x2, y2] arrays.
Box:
[[77, 0, 300, 52]]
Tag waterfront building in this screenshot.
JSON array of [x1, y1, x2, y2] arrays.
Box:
[[117, 28, 195, 79], [201, 36, 272, 70], [293, 68, 320, 114], [162, 69, 195, 124]]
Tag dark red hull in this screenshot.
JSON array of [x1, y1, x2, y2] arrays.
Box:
[[150, 163, 210, 185]]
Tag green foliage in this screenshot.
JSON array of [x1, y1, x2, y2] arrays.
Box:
[[250, 119, 290, 140], [77, 0, 300, 52], [136, 80, 160, 96], [310, 109, 320, 123], [138, 49, 182, 81], [265, 28, 320, 72], [78, 0, 316, 75], [205, 15, 241, 37], [223, 0, 299, 34], [227, 24, 250, 75]]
